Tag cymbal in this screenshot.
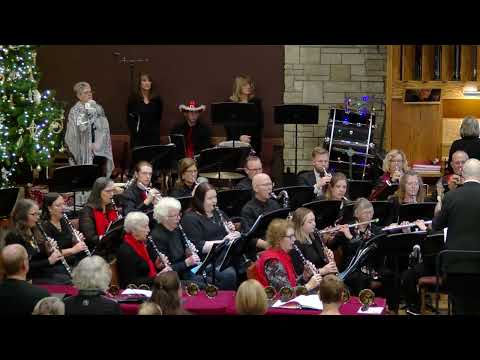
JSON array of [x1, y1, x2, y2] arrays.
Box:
[[199, 172, 246, 180]]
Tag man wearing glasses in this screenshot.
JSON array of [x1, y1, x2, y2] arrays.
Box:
[[236, 155, 263, 193]]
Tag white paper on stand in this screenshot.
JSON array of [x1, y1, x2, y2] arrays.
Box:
[[357, 306, 384, 315], [272, 294, 323, 310], [121, 289, 152, 298]]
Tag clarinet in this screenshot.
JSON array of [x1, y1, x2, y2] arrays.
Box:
[[111, 198, 123, 220], [178, 223, 199, 256], [147, 235, 171, 270], [62, 214, 91, 257], [214, 206, 233, 235], [293, 244, 319, 275], [312, 229, 333, 264], [37, 222, 72, 276]]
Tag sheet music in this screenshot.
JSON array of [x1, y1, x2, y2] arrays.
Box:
[[272, 295, 323, 310], [357, 306, 384, 314], [121, 289, 152, 298]]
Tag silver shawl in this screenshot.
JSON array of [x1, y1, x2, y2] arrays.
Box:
[[64, 100, 114, 178]]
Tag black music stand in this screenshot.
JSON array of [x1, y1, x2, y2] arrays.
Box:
[[92, 217, 126, 261], [169, 134, 186, 161], [274, 104, 319, 175], [0, 187, 20, 220], [340, 203, 355, 225], [348, 180, 374, 200], [217, 189, 252, 218], [49, 165, 101, 215], [375, 184, 399, 201], [302, 200, 342, 229], [247, 208, 293, 240], [272, 185, 314, 212], [132, 144, 177, 177], [422, 232, 445, 268], [176, 196, 192, 212], [371, 201, 394, 227], [197, 146, 250, 174], [399, 202, 436, 223], [193, 243, 220, 286]]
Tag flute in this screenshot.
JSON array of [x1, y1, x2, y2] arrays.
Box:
[[382, 220, 432, 232], [318, 218, 379, 235], [62, 214, 91, 257], [37, 222, 72, 276]]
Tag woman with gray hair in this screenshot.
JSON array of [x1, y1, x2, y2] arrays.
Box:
[[116, 211, 171, 289], [64, 81, 114, 178], [63, 255, 122, 315], [32, 297, 65, 315], [149, 197, 205, 286], [448, 115, 480, 173]]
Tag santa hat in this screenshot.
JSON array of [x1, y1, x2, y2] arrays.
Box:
[[179, 100, 206, 112]]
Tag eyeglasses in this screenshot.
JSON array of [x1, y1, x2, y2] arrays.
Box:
[[185, 169, 198, 174], [167, 213, 182, 219], [390, 159, 403, 163], [139, 171, 152, 176], [247, 167, 263, 172], [29, 212, 40, 217], [284, 234, 296, 241]]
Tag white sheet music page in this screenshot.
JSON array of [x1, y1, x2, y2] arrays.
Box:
[[272, 295, 323, 310]]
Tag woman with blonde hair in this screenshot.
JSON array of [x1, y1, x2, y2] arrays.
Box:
[[254, 219, 322, 292], [369, 149, 409, 201], [32, 297, 65, 315], [325, 172, 350, 206], [225, 74, 264, 154], [170, 158, 199, 198], [235, 279, 268, 315]]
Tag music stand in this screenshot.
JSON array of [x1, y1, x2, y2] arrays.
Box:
[[197, 146, 250, 175], [340, 203, 355, 225], [375, 184, 399, 201], [192, 243, 220, 286], [0, 187, 20, 220], [176, 196, 192, 212], [169, 134, 186, 161], [302, 200, 342, 229], [371, 201, 394, 227], [274, 104, 319, 175], [399, 202, 436, 222], [217, 189, 252, 218], [348, 180, 374, 200], [49, 165, 101, 215], [132, 144, 177, 174], [92, 217, 126, 261], [272, 186, 314, 212], [246, 208, 293, 240], [422, 232, 445, 268]]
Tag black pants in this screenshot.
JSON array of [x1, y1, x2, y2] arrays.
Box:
[[446, 275, 480, 315], [401, 262, 435, 308], [182, 265, 237, 291]]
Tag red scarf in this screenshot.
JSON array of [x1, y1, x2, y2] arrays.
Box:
[[256, 248, 297, 288], [186, 126, 194, 159], [92, 208, 118, 236], [124, 233, 157, 278]]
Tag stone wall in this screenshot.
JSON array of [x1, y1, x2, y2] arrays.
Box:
[[283, 45, 386, 172]]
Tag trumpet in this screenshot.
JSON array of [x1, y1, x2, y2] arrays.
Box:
[[147, 235, 171, 271], [270, 190, 289, 208], [63, 214, 91, 257], [317, 218, 379, 235], [37, 222, 72, 276], [138, 182, 162, 201], [319, 167, 332, 178], [382, 220, 432, 232]]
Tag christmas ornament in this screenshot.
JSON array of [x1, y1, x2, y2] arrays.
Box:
[[59, 146, 65, 153], [19, 157, 24, 163], [18, 128, 24, 135], [49, 120, 63, 134], [36, 165, 41, 172], [27, 120, 36, 137], [32, 89, 41, 105]]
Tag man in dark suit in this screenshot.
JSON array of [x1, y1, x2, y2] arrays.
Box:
[[0, 244, 50, 315], [433, 158, 480, 314], [297, 146, 333, 199], [235, 155, 263, 192]]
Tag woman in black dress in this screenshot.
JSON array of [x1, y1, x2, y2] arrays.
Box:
[[127, 73, 163, 148]]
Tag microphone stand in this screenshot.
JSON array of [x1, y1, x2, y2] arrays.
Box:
[[113, 51, 150, 93]]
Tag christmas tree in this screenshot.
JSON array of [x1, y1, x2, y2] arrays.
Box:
[[0, 45, 65, 188]]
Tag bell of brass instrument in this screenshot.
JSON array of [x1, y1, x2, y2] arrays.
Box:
[[37, 222, 72, 276], [186, 282, 200, 296], [359, 288, 375, 311], [62, 214, 91, 257], [295, 285, 309, 296], [279, 286, 294, 302], [205, 284, 219, 299], [107, 284, 120, 297], [264, 286, 277, 301]]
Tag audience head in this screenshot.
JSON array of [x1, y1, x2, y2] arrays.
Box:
[[326, 172, 348, 201], [134, 161, 153, 188], [460, 115, 479, 139], [138, 302, 163, 315], [353, 198, 374, 222], [191, 182, 217, 216], [235, 279, 268, 315], [319, 274, 345, 311], [231, 74, 255, 102], [88, 177, 115, 208], [292, 207, 316, 244], [151, 271, 185, 315], [451, 150, 469, 175], [1, 244, 29, 278], [177, 158, 198, 188], [397, 170, 425, 202], [41, 192, 64, 221], [311, 147, 329, 174], [124, 211, 150, 241], [252, 173, 273, 202], [72, 255, 112, 292], [32, 297, 65, 315], [383, 149, 409, 174], [11, 199, 40, 232], [266, 218, 295, 252], [153, 197, 181, 230], [73, 81, 92, 103], [244, 155, 263, 180], [462, 158, 480, 181]]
